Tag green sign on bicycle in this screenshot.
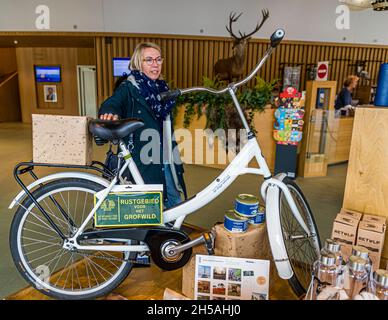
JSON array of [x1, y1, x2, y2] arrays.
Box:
[[94, 192, 163, 227]]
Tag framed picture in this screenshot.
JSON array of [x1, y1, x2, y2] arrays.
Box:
[[44, 85, 57, 103]]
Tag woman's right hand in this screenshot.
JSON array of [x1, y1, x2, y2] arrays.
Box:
[[100, 113, 119, 121]]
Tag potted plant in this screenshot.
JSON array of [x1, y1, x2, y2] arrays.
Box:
[[176, 76, 277, 149]]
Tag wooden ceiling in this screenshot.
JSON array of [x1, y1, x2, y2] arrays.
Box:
[[0, 33, 94, 48]]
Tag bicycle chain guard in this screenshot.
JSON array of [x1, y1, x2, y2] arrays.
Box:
[[77, 227, 192, 270]]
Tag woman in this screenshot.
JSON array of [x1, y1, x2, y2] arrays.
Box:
[[99, 42, 186, 209], [334, 75, 359, 112]]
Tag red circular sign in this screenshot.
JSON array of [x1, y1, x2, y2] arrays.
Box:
[[317, 63, 328, 79]]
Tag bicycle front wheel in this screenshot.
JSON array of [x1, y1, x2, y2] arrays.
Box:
[[278, 178, 321, 297], [10, 178, 135, 300]]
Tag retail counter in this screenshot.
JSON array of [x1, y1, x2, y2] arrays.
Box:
[[327, 113, 354, 164]]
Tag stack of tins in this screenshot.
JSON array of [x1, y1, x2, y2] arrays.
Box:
[[224, 194, 266, 233]]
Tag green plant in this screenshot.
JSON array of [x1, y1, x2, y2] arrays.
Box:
[[177, 76, 277, 133]]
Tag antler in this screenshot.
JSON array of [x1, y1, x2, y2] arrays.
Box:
[[225, 9, 270, 41], [225, 11, 243, 40], [241, 9, 269, 39]]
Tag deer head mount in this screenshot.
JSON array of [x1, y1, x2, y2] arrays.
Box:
[[214, 9, 269, 82]]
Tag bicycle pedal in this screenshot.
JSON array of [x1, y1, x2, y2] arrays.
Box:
[[203, 232, 215, 255]]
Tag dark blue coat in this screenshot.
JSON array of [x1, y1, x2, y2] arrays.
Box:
[[335, 87, 352, 110], [98, 79, 187, 201]]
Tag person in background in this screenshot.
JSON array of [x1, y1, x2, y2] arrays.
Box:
[[98, 42, 187, 209], [334, 75, 359, 115]]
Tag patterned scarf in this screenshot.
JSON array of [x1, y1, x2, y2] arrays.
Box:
[[129, 70, 175, 123]]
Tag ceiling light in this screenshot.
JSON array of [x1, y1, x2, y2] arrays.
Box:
[[339, 0, 373, 10]]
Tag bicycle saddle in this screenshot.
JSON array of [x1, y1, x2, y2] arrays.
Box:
[[89, 118, 144, 141]]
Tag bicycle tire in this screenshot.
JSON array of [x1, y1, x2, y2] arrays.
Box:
[[278, 178, 321, 298], [9, 178, 135, 300]]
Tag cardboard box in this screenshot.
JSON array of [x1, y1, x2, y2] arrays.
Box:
[[214, 223, 271, 260], [182, 245, 207, 299], [331, 214, 360, 260], [356, 220, 386, 269], [339, 208, 363, 221], [362, 214, 387, 226], [32, 114, 93, 165], [182, 224, 271, 299], [331, 214, 360, 245], [181, 223, 290, 300]]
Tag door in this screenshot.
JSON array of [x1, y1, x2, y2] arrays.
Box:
[[299, 81, 337, 177], [77, 66, 97, 118]]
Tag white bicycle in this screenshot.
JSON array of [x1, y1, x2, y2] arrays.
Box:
[[9, 29, 321, 300]]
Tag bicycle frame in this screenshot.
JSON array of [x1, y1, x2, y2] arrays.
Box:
[[10, 28, 315, 280]]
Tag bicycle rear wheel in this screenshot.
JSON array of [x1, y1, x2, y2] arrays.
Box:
[[278, 178, 321, 297], [10, 178, 135, 300]]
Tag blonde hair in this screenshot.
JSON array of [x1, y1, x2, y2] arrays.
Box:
[[130, 42, 163, 79], [343, 75, 359, 87]]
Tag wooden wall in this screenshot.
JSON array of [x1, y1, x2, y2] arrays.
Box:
[[0, 48, 21, 122], [0, 73, 21, 122], [0, 48, 17, 75], [94, 34, 388, 105], [16, 47, 95, 123], [3, 31, 388, 124]]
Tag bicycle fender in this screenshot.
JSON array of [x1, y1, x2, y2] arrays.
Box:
[[263, 175, 310, 235], [260, 173, 287, 201], [8, 172, 110, 209], [274, 172, 288, 182], [265, 184, 294, 280]]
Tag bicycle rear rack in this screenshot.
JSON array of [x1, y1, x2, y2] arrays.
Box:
[[12, 160, 115, 240]]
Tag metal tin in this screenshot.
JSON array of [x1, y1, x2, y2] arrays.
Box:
[[234, 194, 259, 217], [324, 239, 341, 253], [348, 255, 367, 272], [320, 252, 336, 266], [224, 210, 249, 233], [373, 270, 388, 287], [352, 245, 369, 260], [248, 205, 266, 225]]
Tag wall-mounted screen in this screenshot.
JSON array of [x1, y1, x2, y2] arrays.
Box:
[[35, 66, 61, 82], [113, 57, 130, 77]]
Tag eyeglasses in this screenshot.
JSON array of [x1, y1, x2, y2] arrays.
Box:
[[143, 57, 164, 66]]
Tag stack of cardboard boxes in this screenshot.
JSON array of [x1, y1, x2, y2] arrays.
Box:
[[331, 208, 386, 268]]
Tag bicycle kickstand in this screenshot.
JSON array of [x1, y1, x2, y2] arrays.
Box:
[[203, 229, 216, 255]]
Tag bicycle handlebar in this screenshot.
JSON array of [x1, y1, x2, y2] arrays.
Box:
[[270, 29, 285, 48], [160, 28, 285, 102]]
